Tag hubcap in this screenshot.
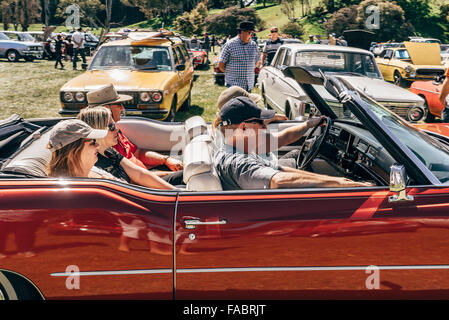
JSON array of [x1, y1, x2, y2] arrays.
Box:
[[407, 107, 424, 122]]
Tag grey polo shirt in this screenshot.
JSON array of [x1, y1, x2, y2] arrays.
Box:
[[214, 144, 280, 190]]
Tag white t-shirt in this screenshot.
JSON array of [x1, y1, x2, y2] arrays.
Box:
[[72, 31, 84, 49]]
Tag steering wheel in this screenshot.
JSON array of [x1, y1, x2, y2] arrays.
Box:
[[297, 116, 332, 169]]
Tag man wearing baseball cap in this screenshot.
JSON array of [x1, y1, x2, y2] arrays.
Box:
[[212, 97, 373, 190], [217, 20, 260, 92]]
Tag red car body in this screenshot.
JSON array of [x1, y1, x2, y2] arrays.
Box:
[[410, 79, 444, 122], [2, 67, 449, 300], [190, 49, 207, 68]]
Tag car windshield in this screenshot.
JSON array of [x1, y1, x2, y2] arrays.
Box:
[[0, 32, 9, 40], [295, 51, 382, 79], [395, 49, 410, 59], [89, 45, 172, 71], [86, 34, 99, 42], [21, 33, 36, 42], [353, 92, 449, 183]]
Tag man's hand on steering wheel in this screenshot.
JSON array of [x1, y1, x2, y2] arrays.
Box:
[[297, 116, 332, 169], [306, 115, 326, 129]]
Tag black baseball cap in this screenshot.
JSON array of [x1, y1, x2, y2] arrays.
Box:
[[219, 96, 275, 126]]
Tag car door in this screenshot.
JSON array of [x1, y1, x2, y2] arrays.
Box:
[[174, 185, 449, 299], [0, 180, 177, 299], [377, 49, 394, 81]]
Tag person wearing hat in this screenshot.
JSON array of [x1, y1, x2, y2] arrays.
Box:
[[212, 97, 373, 190], [217, 86, 288, 124], [86, 84, 184, 177], [261, 26, 284, 66], [306, 34, 316, 44], [217, 20, 260, 92], [47, 119, 108, 178]]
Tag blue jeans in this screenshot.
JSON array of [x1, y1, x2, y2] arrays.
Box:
[[442, 107, 449, 123], [73, 48, 86, 69]]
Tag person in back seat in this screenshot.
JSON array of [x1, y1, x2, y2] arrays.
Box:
[[86, 84, 184, 185], [77, 106, 176, 190]]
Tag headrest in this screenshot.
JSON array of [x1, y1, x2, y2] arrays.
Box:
[[184, 116, 207, 141], [183, 136, 213, 183]]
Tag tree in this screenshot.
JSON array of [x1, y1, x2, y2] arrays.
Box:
[[174, 11, 194, 36], [1, 0, 13, 30], [204, 6, 264, 37], [280, 0, 297, 22], [281, 21, 304, 39], [323, 5, 359, 36], [13, 0, 41, 31], [56, 0, 105, 29]]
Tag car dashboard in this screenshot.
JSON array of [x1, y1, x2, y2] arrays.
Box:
[[317, 121, 395, 186]]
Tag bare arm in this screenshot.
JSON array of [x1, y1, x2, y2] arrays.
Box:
[[135, 148, 183, 171], [439, 78, 449, 106], [120, 157, 176, 190], [270, 167, 373, 189], [218, 62, 226, 73]]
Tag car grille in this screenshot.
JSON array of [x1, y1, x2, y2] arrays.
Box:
[[117, 91, 137, 107], [29, 46, 43, 51], [416, 69, 445, 76], [330, 104, 411, 118]]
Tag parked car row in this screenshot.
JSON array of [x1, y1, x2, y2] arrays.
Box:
[[0, 31, 43, 62]]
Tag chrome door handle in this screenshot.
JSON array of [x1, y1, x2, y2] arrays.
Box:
[[184, 219, 227, 230]]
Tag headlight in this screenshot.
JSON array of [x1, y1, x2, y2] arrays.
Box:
[[75, 92, 85, 102], [152, 92, 162, 102], [405, 66, 413, 73], [63, 92, 73, 102], [139, 92, 151, 102]]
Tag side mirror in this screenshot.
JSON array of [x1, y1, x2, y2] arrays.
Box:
[[389, 164, 414, 203], [176, 64, 186, 71]]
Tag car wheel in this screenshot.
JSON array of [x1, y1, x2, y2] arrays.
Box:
[[6, 50, 20, 62], [394, 70, 408, 87], [215, 75, 224, 86], [167, 96, 177, 122], [423, 99, 435, 123], [180, 90, 191, 111], [406, 106, 425, 122]]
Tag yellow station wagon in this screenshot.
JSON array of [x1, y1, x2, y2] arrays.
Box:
[[375, 41, 445, 86], [59, 30, 194, 121]]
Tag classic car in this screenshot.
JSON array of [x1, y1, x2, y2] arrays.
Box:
[[370, 42, 404, 57], [258, 44, 426, 122], [409, 36, 441, 44], [410, 76, 446, 122], [0, 31, 44, 62], [376, 42, 445, 87], [59, 30, 194, 121], [2, 65, 449, 299], [182, 37, 208, 68]]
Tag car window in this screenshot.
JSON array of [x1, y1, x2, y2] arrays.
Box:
[[89, 45, 172, 71], [294, 51, 382, 78], [383, 50, 393, 59], [180, 45, 191, 61], [5, 33, 19, 41], [394, 49, 410, 59], [274, 48, 285, 69], [283, 49, 292, 66], [172, 48, 180, 65], [0, 32, 9, 40], [175, 46, 185, 64]]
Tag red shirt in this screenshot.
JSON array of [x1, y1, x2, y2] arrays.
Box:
[[114, 130, 147, 169]]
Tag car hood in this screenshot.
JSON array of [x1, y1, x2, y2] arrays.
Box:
[[404, 41, 441, 65], [60, 69, 173, 91], [312, 76, 423, 105]]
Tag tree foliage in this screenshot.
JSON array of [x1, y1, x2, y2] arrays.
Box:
[[323, 5, 359, 36], [281, 21, 304, 39], [174, 1, 208, 36], [1, 0, 41, 30], [204, 6, 264, 37]]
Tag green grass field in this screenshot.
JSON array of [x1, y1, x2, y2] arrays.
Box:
[[0, 51, 260, 122]]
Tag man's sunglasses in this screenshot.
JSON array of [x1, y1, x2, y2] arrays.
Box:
[[271, 30, 278, 33]]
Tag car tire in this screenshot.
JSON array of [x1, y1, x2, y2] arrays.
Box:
[[422, 99, 435, 122], [394, 70, 408, 87], [6, 50, 20, 62], [180, 90, 191, 112], [215, 75, 224, 86], [406, 106, 425, 122], [167, 96, 177, 122]]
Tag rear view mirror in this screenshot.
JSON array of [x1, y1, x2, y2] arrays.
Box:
[[389, 164, 414, 202], [176, 64, 186, 71]]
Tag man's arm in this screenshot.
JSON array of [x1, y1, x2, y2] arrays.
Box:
[[439, 77, 449, 106], [270, 167, 373, 189], [134, 148, 183, 171], [218, 62, 226, 73]]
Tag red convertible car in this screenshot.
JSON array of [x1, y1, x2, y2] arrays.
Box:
[[410, 76, 445, 122], [1, 67, 449, 300]]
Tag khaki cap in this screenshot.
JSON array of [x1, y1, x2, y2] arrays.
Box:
[[47, 119, 108, 151], [217, 86, 261, 110], [86, 84, 132, 106]]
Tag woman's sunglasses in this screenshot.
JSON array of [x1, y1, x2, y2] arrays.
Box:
[[108, 122, 116, 132]]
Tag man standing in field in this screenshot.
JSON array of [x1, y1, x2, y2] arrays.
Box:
[[218, 21, 260, 92]]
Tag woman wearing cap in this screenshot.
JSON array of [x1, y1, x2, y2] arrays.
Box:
[[77, 106, 176, 190]]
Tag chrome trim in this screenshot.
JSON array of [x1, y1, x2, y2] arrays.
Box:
[[51, 264, 449, 277]]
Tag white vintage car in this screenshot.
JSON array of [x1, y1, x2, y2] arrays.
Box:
[[258, 44, 426, 122]]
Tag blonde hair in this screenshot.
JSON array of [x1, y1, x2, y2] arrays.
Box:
[[47, 139, 85, 177], [78, 106, 111, 130]]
